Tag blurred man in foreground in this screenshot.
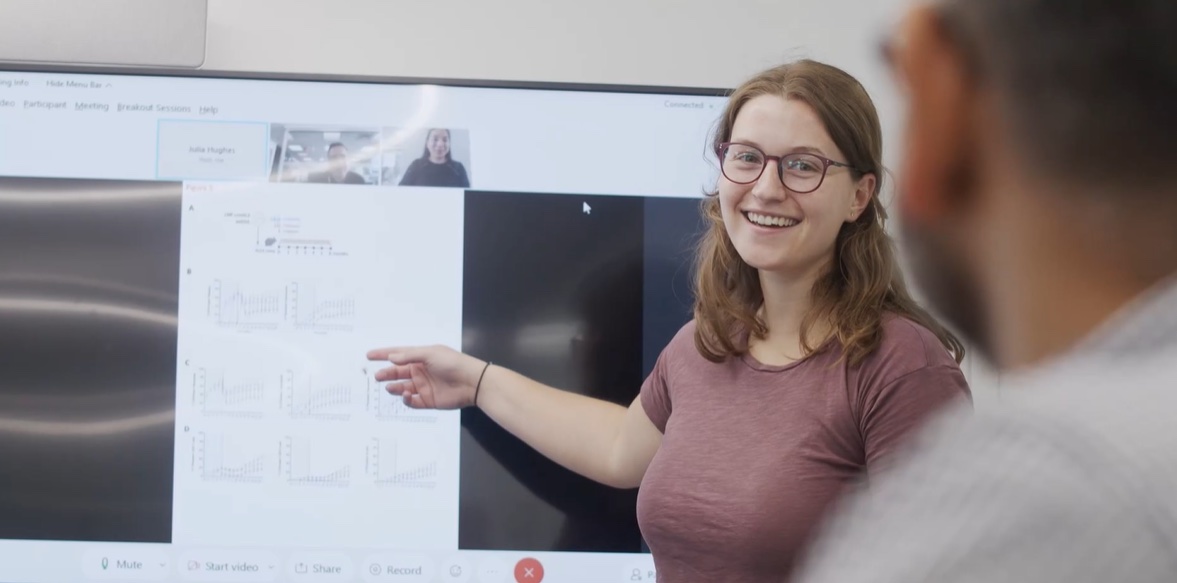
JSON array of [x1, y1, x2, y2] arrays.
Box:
[[795, 0, 1177, 581]]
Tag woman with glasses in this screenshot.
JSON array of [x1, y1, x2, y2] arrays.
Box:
[[367, 59, 971, 583]]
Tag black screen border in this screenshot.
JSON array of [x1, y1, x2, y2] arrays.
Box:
[[0, 62, 732, 99]]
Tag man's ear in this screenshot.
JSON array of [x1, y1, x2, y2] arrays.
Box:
[[892, 4, 978, 225]]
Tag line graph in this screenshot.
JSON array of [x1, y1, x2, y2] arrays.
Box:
[[280, 370, 354, 420], [192, 432, 267, 484], [281, 436, 351, 487], [206, 279, 284, 330], [366, 372, 438, 423], [192, 368, 266, 418], [366, 438, 438, 489], [201, 277, 364, 334], [287, 281, 355, 332]]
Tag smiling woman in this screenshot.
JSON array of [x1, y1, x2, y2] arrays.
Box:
[[397, 128, 472, 188], [366, 59, 972, 583]]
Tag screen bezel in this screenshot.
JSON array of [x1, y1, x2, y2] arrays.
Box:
[[0, 62, 732, 98]]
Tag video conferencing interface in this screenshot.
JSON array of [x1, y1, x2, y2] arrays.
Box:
[[0, 70, 726, 582]]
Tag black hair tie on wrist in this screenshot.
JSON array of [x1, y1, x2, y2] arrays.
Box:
[[473, 360, 491, 407]]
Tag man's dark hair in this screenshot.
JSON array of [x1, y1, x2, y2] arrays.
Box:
[[941, 0, 1177, 192]]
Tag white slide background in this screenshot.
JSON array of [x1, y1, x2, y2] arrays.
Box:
[[172, 182, 465, 549]]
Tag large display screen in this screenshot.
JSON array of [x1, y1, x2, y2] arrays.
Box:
[[0, 67, 727, 583]]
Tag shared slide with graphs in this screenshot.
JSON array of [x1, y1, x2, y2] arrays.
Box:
[[170, 182, 464, 548]]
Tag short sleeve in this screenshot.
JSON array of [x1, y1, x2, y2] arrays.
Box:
[[639, 348, 672, 433], [861, 364, 972, 472]]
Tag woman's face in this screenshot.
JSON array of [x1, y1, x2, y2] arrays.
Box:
[[718, 94, 873, 277], [427, 130, 450, 161]]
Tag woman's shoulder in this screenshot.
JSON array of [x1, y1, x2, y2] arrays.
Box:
[[649, 318, 724, 373], [845, 313, 972, 418], [401, 157, 426, 177], [661, 319, 701, 359], [859, 312, 962, 377]]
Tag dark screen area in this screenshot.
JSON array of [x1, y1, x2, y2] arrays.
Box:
[[0, 177, 181, 543], [642, 196, 707, 376], [459, 190, 703, 552]]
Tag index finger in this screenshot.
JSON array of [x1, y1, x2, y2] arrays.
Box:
[[365, 346, 424, 363]]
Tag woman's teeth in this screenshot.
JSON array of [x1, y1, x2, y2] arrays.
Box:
[[746, 212, 799, 228]]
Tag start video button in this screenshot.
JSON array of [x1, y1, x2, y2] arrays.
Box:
[[178, 550, 279, 582], [83, 547, 169, 580]]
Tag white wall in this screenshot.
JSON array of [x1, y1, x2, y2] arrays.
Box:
[[203, 1, 895, 87]]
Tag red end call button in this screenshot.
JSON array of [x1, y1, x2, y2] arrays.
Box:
[[513, 558, 543, 583]]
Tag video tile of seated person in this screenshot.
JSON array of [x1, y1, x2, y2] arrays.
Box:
[[308, 142, 367, 184], [270, 125, 380, 185], [396, 128, 472, 188]]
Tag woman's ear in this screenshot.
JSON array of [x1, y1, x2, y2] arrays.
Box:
[[847, 173, 876, 222]]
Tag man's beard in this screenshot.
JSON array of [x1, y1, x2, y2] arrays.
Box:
[[899, 218, 995, 364]]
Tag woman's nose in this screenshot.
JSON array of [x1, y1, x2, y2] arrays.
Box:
[[750, 165, 788, 201]]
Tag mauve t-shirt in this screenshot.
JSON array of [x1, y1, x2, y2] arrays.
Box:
[[636, 314, 971, 582]]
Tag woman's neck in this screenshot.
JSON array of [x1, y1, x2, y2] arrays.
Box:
[[429, 155, 446, 164], [751, 262, 829, 365]]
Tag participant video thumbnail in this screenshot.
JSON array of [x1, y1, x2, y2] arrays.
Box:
[[381, 127, 472, 188], [269, 124, 381, 186]]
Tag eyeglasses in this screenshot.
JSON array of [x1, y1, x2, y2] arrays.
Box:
[[716, 142, 858, 194]]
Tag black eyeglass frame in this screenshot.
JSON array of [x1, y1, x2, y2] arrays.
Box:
[[715, 141, 861, 193]]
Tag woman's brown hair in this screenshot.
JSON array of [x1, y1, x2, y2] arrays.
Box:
[[693, 59, 965, 366]]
